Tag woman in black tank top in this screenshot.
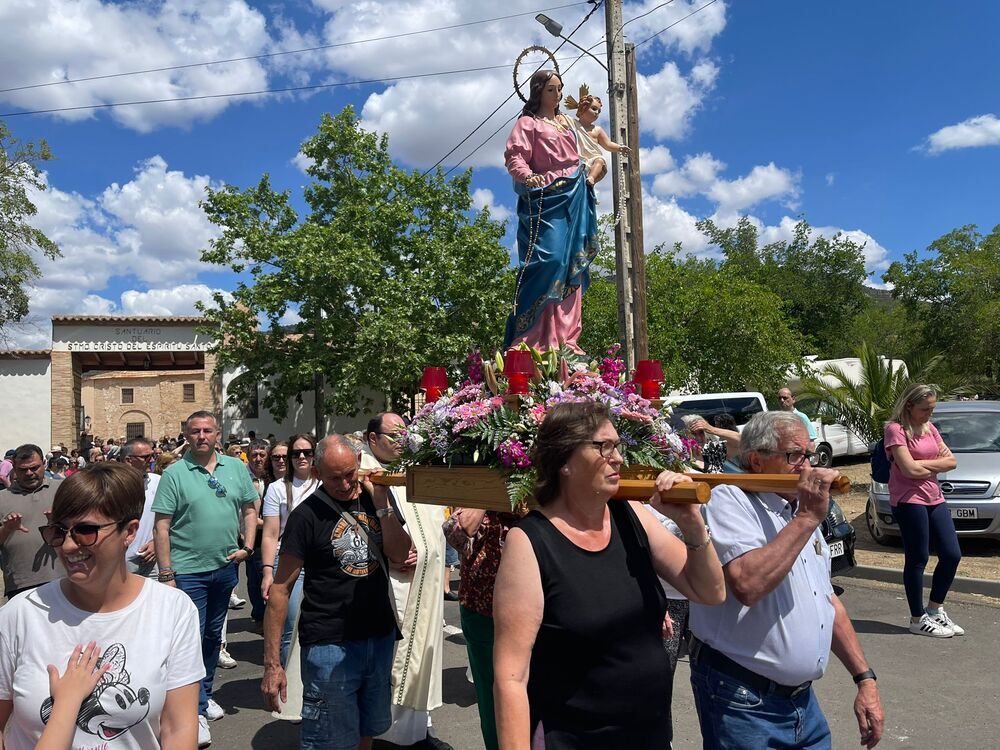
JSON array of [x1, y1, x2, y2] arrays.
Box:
[[493, 402, 725, 749]]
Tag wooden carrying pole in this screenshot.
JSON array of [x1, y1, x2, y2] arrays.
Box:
[[368, 470, 852, 509]]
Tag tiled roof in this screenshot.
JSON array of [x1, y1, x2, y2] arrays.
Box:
[[51, 315, 211, 325], [0, 349, 51, 358]]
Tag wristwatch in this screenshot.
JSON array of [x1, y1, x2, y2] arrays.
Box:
[[376, 507, 394, 519], [852, 668, 877, 684], [241, 545, 255, 558]]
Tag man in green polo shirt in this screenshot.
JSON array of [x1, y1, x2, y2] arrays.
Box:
[[152, 410, 258, 748]]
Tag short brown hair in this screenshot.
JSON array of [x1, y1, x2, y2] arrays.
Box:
[[51, 462, 144, 524], [532, 401, 612, 506]]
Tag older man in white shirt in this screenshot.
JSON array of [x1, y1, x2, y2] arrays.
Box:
[[689, 411, 883, 749]]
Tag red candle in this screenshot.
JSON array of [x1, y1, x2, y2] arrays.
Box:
[[634, 360, 664, 399], [504, 350, 534, 396], [420, 367, 448, 403]]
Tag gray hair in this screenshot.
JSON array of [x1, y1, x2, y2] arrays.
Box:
[[739, 411, 808, 467], [680, 414, 705, 429], [315, 434, 357, 464], [121, 437, 153, 458], [185, 410, 218, 428], [248, 439, 269, 454]]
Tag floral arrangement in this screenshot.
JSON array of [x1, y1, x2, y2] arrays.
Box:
[[395, 345, 691, 508]]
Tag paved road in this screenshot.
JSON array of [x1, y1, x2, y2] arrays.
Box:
[[209, 577, 1000, 749]]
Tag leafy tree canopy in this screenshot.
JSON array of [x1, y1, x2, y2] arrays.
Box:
[[0, 121, 60, 336], [699, 216, 870, 356], [883, 223, 1000, 381], [198, 107, 514, 419]]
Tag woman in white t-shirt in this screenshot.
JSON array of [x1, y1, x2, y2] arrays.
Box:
[[0, 462, 204, 750], [260, 434, 318, 665]]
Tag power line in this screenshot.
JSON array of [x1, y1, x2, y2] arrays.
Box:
[[422, 1, 604, 176], [0, 2, 587, 95], [635, 0, 720, 48], [0, 61, 564, 119]]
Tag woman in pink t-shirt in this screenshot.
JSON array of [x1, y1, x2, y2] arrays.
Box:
[[884, 384, 962, 638]]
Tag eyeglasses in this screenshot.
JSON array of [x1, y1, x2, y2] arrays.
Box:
[[290, 449, 315, 459], [759, 450, 820, 467], [40, 521, 121, 548], [126, 453, 153, 460], [590, 440, 623, 459], [207, 476, 228, 497], [270, 454, 288, 462]]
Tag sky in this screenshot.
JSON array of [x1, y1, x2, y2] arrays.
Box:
[[3, 0, 999, 349]]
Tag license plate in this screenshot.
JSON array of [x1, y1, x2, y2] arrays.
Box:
[[951, 507, 978, 519], [829, 541, 845, 557]]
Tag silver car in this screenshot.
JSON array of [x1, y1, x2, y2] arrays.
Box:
[[867, 400, 1000, 544]]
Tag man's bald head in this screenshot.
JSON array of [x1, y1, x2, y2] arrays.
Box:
[[315, 435, 363, 501]]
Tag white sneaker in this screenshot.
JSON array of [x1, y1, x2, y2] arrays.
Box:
[[928, 609, 965, 636], [229, 592, 246, 609], [205, 698, 224, 721], [198, 715, 212, 748], [217, 647, 237, 669], [909, 613, 953, 637]]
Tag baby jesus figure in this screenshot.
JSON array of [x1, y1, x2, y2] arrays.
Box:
[[565, 84, 631, 186]]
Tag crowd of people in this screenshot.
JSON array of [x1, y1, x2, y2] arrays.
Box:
[[0, 381, 967, 749]]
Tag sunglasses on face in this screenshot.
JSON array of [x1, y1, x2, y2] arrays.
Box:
[[207, 476, 227, 497], [271, 455, 288, 462], [290, 449, 314, 459], [40, 521, 121, 548]]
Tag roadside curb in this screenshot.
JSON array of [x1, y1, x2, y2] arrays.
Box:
[[845, 565, 1000, 598]]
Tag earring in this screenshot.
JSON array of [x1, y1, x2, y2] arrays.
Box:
[[561, 466, 570, 476]]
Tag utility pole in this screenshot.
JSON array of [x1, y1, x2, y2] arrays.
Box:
[[625, 42, 649, 360], [604, 0, 644, 369]]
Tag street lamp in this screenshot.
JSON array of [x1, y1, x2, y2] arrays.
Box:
[[535, 14, 608, 71]]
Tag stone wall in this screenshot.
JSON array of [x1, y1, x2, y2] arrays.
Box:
[[82, 369, 213, 443]]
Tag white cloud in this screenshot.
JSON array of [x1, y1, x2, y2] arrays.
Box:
[[825, 172, 836, 187], [471, 188, 512, 221], [120, 285, 231, 316], [639, 145, 675, 174], [755, 215, 891, 275], [652, 152, 726, 197], [651, 154, 799, 213], [636, 60, 717, 141], [292, 152, 315, 175], [640, 194, 709, 255], [0, 0, 275, 132], [708, 162, 800, 213], [923, 114, 1000, 154], [5, 157, 226, 347]]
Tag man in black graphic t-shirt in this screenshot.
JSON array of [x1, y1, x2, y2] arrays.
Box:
[[262, 434, 411, 750]]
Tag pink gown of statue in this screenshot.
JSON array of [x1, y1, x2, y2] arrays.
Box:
[[504, 115, 591, 354]]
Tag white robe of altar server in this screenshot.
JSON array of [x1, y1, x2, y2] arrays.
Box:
[[363, 449, 447, 744]]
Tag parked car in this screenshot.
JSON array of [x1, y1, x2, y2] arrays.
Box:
[[714, 460, 856, 577], [866, 400, 1000, 545], [668, 391, 767, 429]]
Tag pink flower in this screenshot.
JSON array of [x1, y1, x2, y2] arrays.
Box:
[[497, 438, 532, 468]]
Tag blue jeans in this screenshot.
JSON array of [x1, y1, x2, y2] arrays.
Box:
[[690, 658, 831, 749], [244, 551, 266, 622], [280, 568, 305, 666], [175, 562, 239, 715], [300, 634, 395, 750], [891, 501, 962, 617]]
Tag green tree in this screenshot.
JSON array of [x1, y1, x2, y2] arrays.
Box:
[[582, 241, 805, 393], [0, 121, 60, 335], [699, 216, 870, 356], [796, 342, 978, 445], [884, 224, 1000, 381], [198, 107, 514, 419]]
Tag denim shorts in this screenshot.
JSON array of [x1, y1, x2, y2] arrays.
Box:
[[299, 633, 396, 750]]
